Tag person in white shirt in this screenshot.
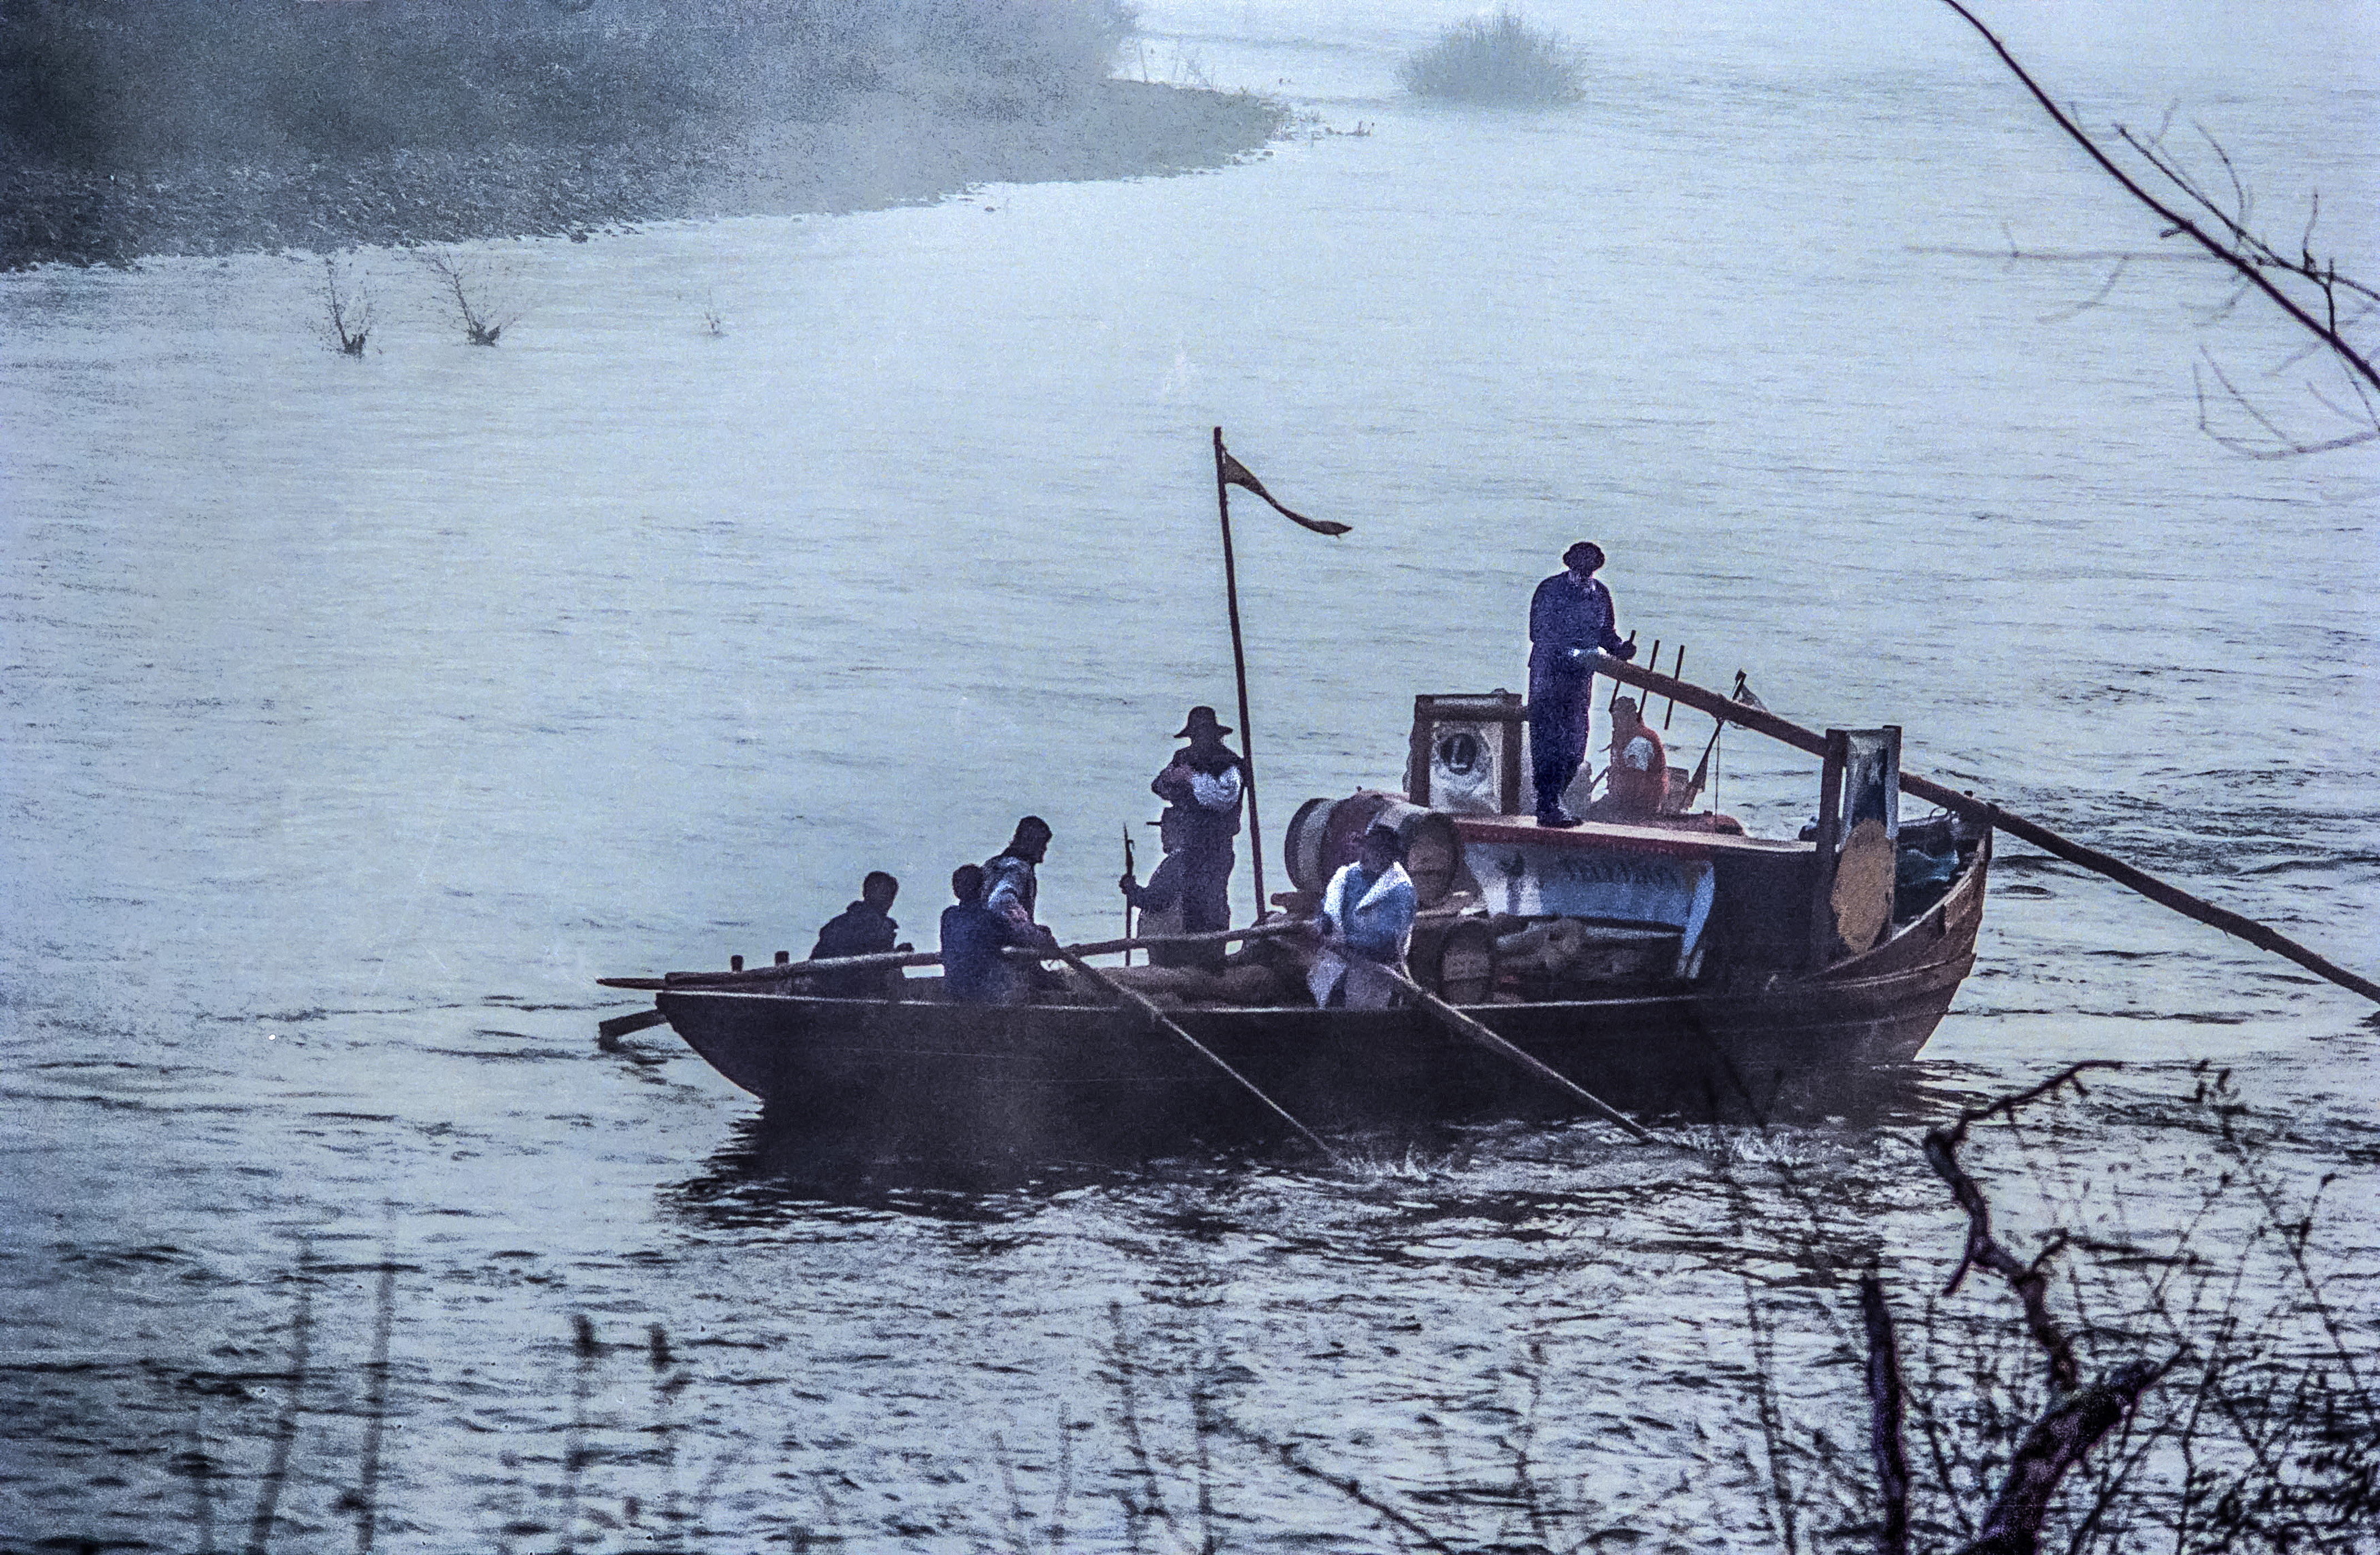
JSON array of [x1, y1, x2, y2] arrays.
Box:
[[1306, 825, 1419, 1010], [1603, 697, 1670, 819]]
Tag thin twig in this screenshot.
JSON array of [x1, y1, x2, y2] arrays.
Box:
[[1203, 1415, 1461, 1555], [1925, 1063, 2121, 1392], [1933, 0, 2377, 397]]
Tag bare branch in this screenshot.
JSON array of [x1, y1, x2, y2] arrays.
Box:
[[1955, 1357, 2173, 1555], [1933, 0, 2380, 400], [421, 250, 514, 347], [1924, 1062, 2121, 1391], [2197, 352, 2380, 458], [1860, 1276, 1912, 1555]]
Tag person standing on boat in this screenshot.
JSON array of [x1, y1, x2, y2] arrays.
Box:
[[1528, 540, 1636, 827], [806, 870, 909, 997], [1118, 807, 1197, 969], [1149, 705, 1246, 964], [939, 864, 1011, 1005], [1306, 824, 1418, 1010]]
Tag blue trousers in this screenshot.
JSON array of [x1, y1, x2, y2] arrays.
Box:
[[1529, 667, 1592, 812], [1180, 845, 1234, 969]]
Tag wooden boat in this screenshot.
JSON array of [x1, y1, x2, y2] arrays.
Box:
[[607, 665, 1993, 1153]]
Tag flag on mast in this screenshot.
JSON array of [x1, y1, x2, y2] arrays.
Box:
[[1217, 449, 1351, 536]]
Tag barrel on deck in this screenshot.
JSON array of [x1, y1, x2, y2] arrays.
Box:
[[1284, 790, 1466, 907], [1410, 917, 1499, 1003]]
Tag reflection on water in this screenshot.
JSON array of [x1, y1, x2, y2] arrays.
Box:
[[671, 1111, 1183, 1222]]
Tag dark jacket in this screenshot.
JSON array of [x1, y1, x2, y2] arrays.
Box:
[[1121, 853, 1185, 915], [1527, 573, 1628, 676], [808, 901, 899, 998], [1152, 747, 1244, 854], [939, 900, 1012, 1004]]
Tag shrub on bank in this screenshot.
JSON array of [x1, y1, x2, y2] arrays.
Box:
[[1398, 9, 1581, 104], [0, 0, 1136, 165]]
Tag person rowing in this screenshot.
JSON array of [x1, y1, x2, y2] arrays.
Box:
[[1305, 824, 1418, 1010], [938, 863, 1011, 1005]]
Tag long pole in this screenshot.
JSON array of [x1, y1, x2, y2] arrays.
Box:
[[1375, 965, 1659, 1143], [1053, 942, 1344, 1167], [1587, 653, 2380, 1006], [596, 920, 1311, 992], [1212, 427, 1267, 922]]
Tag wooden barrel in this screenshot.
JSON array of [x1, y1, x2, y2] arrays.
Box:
[[1282, 790, 1466, 907], [1411, 917, 1499, 1003], [1284, 796, 1340, 895]]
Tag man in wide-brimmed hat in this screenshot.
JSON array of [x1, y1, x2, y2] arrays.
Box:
[[1527, 540, 1636, 827], [1144, 705, 1246, 965]]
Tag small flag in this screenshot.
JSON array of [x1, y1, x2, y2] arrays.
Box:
[[1732, 673, 1768, 713], [1219, 449, 1350, 536]]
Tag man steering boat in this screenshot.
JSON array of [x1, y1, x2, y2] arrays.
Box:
[[1527, 540, 1636, 827]]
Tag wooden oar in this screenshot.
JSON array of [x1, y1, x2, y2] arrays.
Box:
[[1589, 653, 2380, 1007], [596, 1006, 670, 1040], [1375, 964, 1657, 1143], [1046, 941, 1347, 1168]]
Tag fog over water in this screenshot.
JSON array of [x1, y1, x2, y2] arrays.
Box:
[[2, 1, 2375, 1549]]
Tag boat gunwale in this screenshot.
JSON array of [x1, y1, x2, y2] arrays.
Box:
[[657, 826, 1989, 1022]]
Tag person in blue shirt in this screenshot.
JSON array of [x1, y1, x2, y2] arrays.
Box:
[[1305, 825, 1419, 1010], [939, 864, 1012, 1005], [1528, 540, 1636, 827]]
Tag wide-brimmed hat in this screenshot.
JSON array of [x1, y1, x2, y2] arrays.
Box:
[[1174, 705, 1232, 739], [1562, 540, 1605, 571]]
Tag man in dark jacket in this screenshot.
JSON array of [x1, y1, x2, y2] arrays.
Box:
[[1527, 541, 1635, 827], [1119, 807, 1199, 968], [807, 871, 905, 997], [1149, 705, 1244, 965]]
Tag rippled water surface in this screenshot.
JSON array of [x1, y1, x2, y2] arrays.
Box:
[[4, 1, 2376, 1549]]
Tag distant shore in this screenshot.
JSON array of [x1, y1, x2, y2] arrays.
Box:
[[0, 81, 1285, 272]]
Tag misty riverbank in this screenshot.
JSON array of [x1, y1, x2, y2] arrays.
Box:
[[0, 81, 1286, 271]]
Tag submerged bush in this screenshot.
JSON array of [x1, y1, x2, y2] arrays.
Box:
[[1398, 9, 1581, 105]]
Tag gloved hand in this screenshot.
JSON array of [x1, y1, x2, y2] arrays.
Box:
[[1613, 640, 1638, 661]]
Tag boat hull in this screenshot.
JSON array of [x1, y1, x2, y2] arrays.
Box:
[[654, 835, 1985, 1152]]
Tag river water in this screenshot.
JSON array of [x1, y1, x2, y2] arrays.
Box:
[[3, 1, 2375, 1550]]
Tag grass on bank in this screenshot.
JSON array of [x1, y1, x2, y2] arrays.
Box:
[[1399, 10, 1582, 106]]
